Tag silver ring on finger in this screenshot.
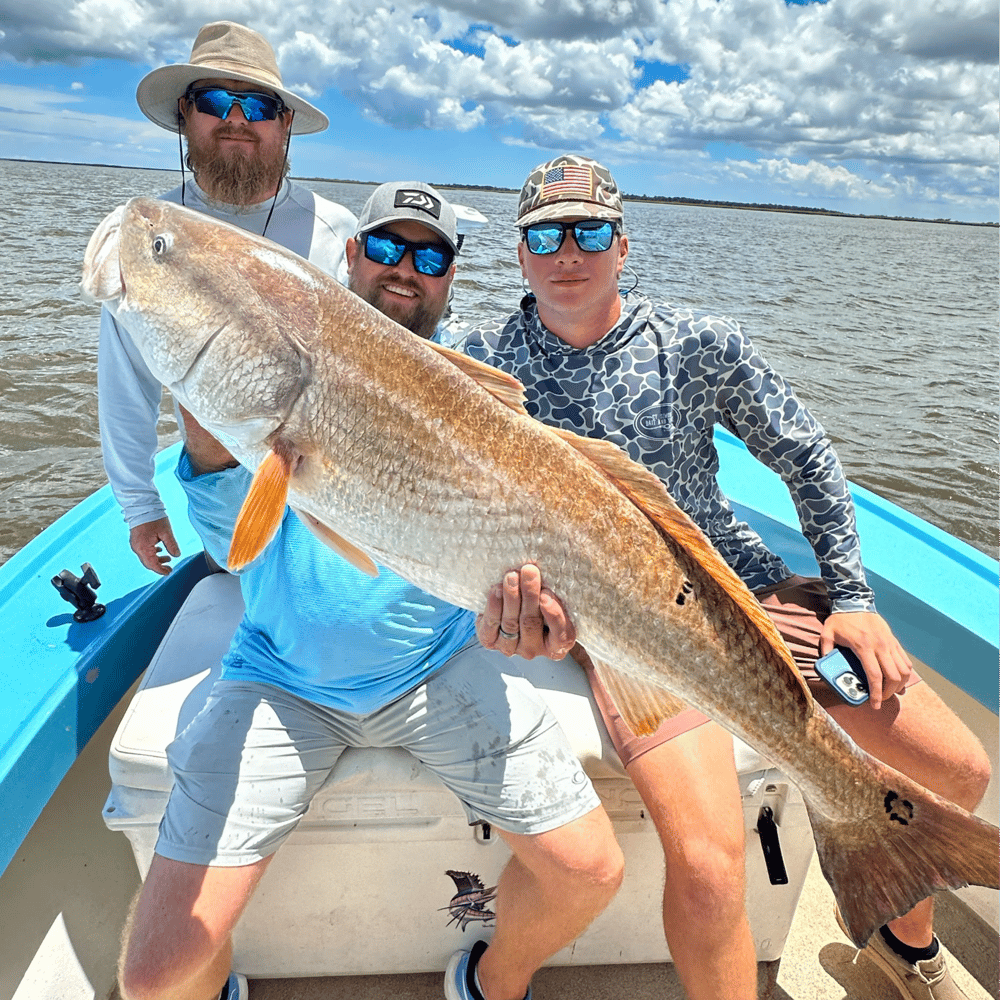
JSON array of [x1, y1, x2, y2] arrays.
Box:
[[498, 627, 519, 641]]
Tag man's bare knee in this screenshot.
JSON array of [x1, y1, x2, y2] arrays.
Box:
[[956, 740, 993, 810], [117, 854, 263, 1000], [663, 831, 747, 920], [552, 810, 625, 897], [572, 840, 625, 900], [503, 807, 625, 898]]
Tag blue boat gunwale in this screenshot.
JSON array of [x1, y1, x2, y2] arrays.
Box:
[[1, 433, 996, 877], [0, 444, 209, 877]]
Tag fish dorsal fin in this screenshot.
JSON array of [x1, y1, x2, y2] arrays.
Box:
[[582, 648, 690, 738], [549, 426, 810, 702], [426, 341, 529, 414], [228, 448, 292, 571], [294, 508, 380, 578]]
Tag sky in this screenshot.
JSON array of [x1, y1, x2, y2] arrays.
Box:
[[0, 0, 997, 223]]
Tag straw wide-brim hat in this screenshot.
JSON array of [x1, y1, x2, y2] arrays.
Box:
[[136, 21, 328, 135]]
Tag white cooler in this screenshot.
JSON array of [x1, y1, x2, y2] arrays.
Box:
[[103, 572, 814, 977]]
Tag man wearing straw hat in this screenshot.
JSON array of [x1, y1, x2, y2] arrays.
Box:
[[98, 21, 357, 578]]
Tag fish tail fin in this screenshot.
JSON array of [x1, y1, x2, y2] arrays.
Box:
[[805, 763, 999, 947]]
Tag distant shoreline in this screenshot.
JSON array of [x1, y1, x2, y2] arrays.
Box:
[[8, 157, 998, 228]]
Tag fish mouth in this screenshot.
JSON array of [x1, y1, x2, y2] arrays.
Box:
[[80, 203, 127, 303]]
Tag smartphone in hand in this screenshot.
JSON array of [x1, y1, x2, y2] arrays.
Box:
[[815, 646, 870, 705]]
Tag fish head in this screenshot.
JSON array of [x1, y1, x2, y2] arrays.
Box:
[[83, 197, 320, 454]]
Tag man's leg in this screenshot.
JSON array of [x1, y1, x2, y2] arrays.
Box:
[[119, 854, 272, 1000], [625, 723, 758, 1000], [759, 576, 992, 997], [576, 646, 758, 999], [404, 645, 623, 1000], [119, 679, 349, 1000], [477, 805, 624, 1000]]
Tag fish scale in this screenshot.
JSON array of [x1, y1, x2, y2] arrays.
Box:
[[81, 196, 999, 949]]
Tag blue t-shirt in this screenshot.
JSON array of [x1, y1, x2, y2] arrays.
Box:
[[177, 453, 476, 714]]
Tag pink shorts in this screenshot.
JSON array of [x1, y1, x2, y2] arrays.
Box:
[[586, 575, 921, 768]]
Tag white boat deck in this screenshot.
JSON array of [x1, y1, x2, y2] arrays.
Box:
[[3, 658, 996, 1000]]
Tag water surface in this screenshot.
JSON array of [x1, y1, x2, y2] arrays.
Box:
[[1, 160, 995, 565]]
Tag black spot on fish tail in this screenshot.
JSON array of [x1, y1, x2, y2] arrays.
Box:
[[884, 790, 914, 826]]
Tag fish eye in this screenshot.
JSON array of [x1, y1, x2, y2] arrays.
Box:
[[152, 233, 173, 255]]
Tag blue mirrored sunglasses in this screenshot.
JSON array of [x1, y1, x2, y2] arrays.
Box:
[[522, 220, 619, 255], [362, 230, 454, 278], [185, 87, 286, 122]]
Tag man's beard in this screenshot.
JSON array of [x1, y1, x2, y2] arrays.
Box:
[[365, 283, 443, 340], [186, 128, 290, 206]]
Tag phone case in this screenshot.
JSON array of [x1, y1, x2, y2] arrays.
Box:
[[815, 647, 869, 705]]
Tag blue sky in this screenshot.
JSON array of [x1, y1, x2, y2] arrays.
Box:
[[1, 0, 997, 222]]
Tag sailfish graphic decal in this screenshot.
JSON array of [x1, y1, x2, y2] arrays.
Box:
[[442, 870, 497, 931]]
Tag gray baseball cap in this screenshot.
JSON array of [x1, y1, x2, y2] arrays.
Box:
[[355, 181, 458, 253]]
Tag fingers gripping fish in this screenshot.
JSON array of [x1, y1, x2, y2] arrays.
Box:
[[82, 198, 999, 948]]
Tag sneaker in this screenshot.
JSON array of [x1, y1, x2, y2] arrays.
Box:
[[444, 940, 532, 1000], [219, 972, 249, 1000], [835, 910, 968, 1000]]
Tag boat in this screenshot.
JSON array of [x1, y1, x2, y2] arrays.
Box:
[[1, 427, 996, 1000]]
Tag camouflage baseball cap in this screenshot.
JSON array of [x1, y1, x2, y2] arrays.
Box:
[[516, 154, 623, 227]]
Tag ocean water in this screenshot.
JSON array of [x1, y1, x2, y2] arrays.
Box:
[[0, 159, 996, 565]]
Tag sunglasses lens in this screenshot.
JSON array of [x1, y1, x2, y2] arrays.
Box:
[[412, 246, 451, 277], [192, 90, 234, 118], [574, 222, 615, 252], [525, 225, 565, 255], [364, 233, 407, 267], [190, 89, 281, 122], [238, 94, 277, 121]]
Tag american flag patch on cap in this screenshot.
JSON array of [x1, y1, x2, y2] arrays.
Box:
[[516, 154, 623, 225], [540, 165, 594, 200]]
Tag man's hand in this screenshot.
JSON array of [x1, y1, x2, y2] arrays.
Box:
[[178, 404, 239, 476], [820, 611, 912, 710], [476, 563, 576, 660], [129, 517, 180, 576]]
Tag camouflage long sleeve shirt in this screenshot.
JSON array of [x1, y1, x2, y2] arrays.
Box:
[[462, 291, 877, 613]]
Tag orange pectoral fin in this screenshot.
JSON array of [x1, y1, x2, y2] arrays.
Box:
[[228, 449, 292, 571]]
